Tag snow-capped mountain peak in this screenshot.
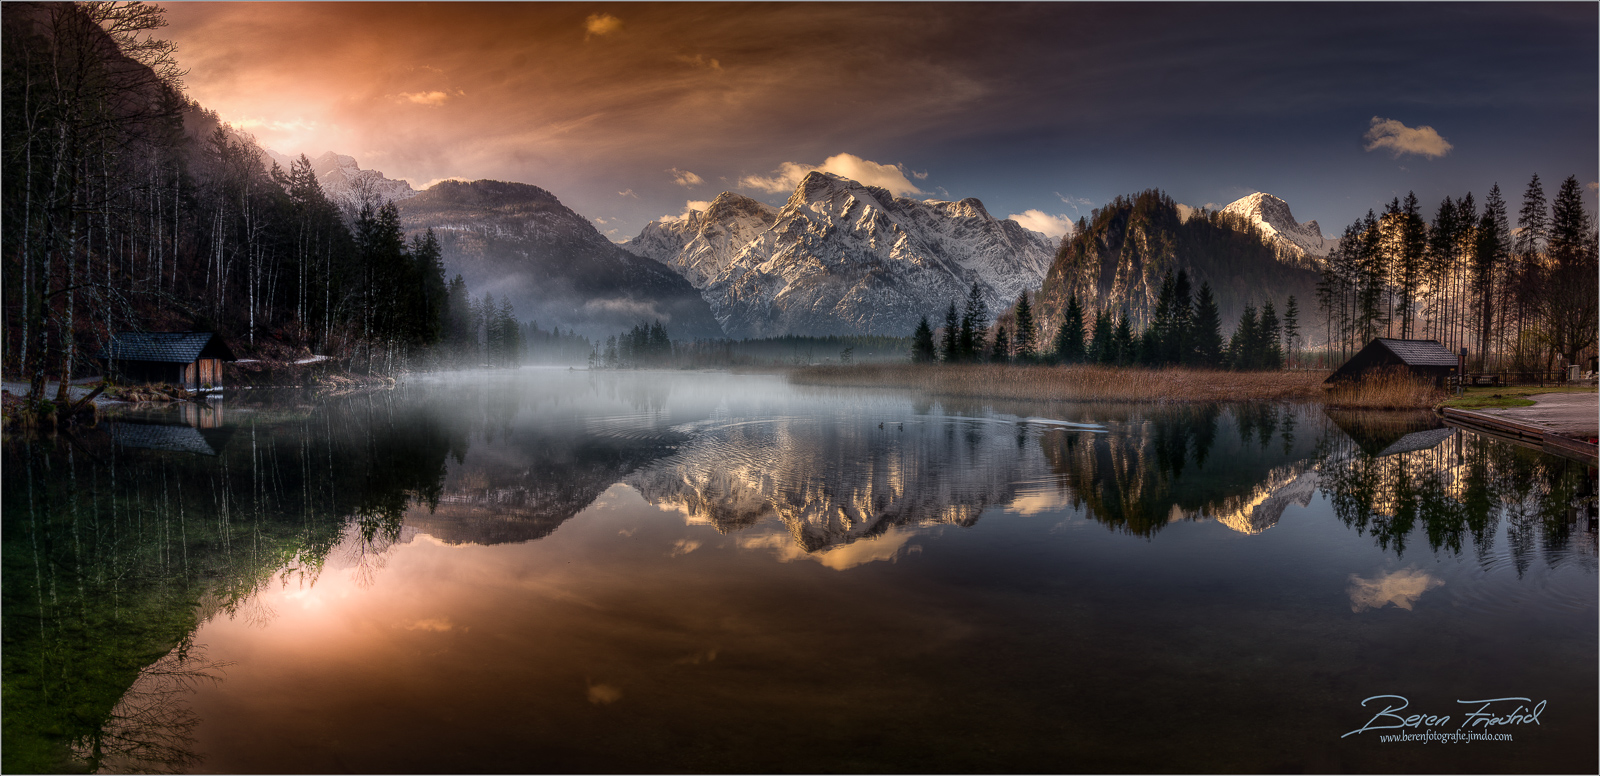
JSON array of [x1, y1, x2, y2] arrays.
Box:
[[625, 171, 1056, 337], [1221, 192, 1327, 267]]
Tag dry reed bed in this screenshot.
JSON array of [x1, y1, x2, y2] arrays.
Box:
[[1321, 368, 1447, 410], [789, 364, 1336, 404], [791, 363, 1445, 408]]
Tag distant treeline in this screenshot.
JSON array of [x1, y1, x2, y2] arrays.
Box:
[[911, 277, 1300, 371], [1316, 175, 1597, 371]]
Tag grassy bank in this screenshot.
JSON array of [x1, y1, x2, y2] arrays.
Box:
[[1437, 384, 1598, 410], [788, 363, 1332, 404]]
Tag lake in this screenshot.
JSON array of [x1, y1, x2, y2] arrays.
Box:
[[3, 368, 1595, 773]]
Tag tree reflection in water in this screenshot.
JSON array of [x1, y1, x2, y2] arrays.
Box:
[[1, 390, 462, 773], [1318, 409, 1597, 571], [5, 374, 1594, 772]]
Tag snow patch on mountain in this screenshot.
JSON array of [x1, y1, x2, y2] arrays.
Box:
[[1221, 192, 1327, 267], [625, 193, 778, 288], [627, 172, 1056, 337]]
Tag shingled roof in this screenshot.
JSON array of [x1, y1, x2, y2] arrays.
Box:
[[1371, 338, 1457, 367], [97, 332, 236, 363]]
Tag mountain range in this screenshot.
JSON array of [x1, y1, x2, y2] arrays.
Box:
[[255, 147, 1332, 342], [623, 173, 1056, 337]]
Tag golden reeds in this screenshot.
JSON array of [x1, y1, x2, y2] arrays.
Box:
[[788, 363, 1334, 404], [1321, 367, 1447, 410]]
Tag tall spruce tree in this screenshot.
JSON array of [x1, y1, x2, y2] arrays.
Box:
[[1056, 294, 1086, 363], [912, 316, 937, 363], [1189, 283, 1224, 367], [1166, 270, 1193, 364], [1090, 309, 1114, 365], [1282, 296, 1300, 368], [1112, 310, 1135, 367], [1259, 301, 1282, 370], [959, 283, 987, 362], [1472, 184, 1510, 366], [1013, 293, 1037, 362], [942, 301, 960, 362], [1546, 175, 1599, 367]]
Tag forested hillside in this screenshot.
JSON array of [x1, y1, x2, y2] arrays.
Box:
[[2, 2, 455, 406], [1036, 190, 1321, 338]]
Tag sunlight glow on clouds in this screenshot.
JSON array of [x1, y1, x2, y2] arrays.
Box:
[[398, 90, 452, 107], [660, 200, 712, 222], [1007, 209, 1074, 238], [668, 168, 704, 187], [585, 13, 622, 38], [740, 153, 925, 197], [1363, 117, 1453, 159]]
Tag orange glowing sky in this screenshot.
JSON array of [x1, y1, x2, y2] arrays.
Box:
[[160, 2, 1597, 240]]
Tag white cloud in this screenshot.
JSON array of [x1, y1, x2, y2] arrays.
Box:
[[593, 216, 609, 224], [668, 168, 704, 187], [661, 199, 711, 222], [1055, 192, 1093, 211], [1347, 568, 1444, 612], [618, 188, 637, 198], [739, 153, 925, 197], [1008, 209, 1074, 238], [584, 12, 622, 38], [1363, 117, 1453, 159], [669, 538, 702, 557], [398, 91, 451, 107]]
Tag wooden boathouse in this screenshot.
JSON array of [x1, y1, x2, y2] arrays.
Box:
[[97, 331, 237, 391], [1324, 338, 1458, 387]]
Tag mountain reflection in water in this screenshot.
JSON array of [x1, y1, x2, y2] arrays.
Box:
[[2, 369, 1594, 773]]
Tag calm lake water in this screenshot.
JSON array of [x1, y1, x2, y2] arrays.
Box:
[[4, 368, 1596, 774]]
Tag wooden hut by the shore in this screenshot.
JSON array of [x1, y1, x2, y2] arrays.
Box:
[[1324, 338, 1457, 387], [97, 331, 237, 391]]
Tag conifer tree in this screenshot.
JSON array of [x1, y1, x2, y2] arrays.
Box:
[[912, 316, 937, 363], [1138, 327, 1161, 366], [990, 326, 1010, 363], [1112, 310, 1135, 367], [1090, 310, 1114, 365], [1013, 293, 1036, 362], [1055, 294, 1086, 363], [959, 283, 988, 361], [1259, 301, 1282, 370], [1167, 270, 1193, 364], [1545, 175, 1599, 367], [1229, 305, 1259, 370], [1189, 283, 1223, 367]]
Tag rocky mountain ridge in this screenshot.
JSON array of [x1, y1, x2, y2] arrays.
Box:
[[625, 172, 1057, 337]]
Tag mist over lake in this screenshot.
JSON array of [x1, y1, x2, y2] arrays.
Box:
[[5, 369, 1594, 773]]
